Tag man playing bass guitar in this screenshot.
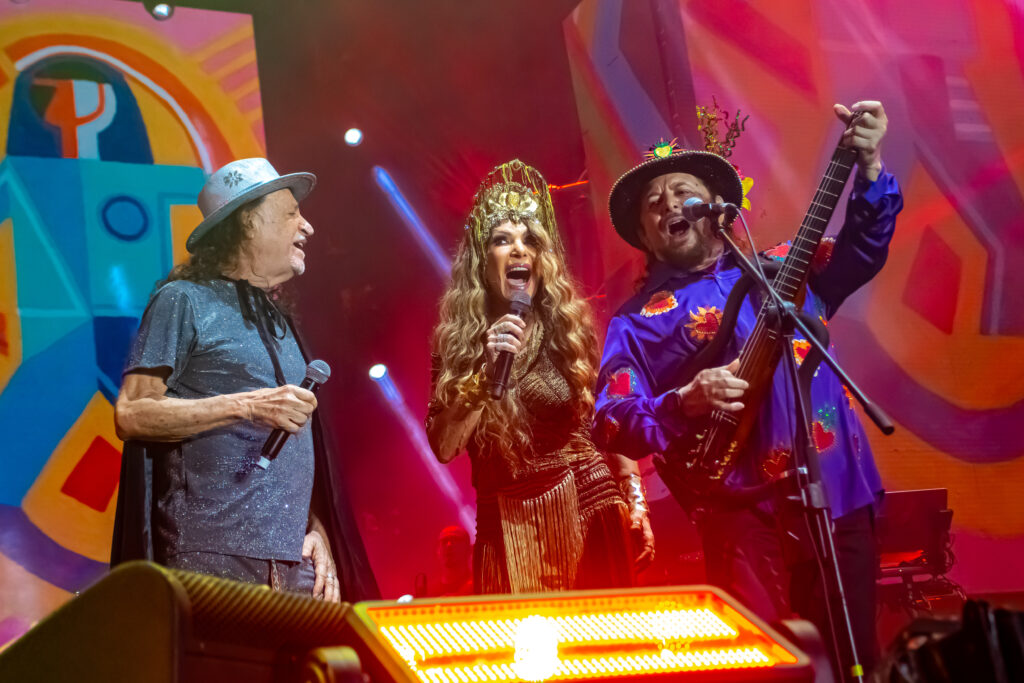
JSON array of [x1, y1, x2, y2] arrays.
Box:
[[593, 101, 902, 676]]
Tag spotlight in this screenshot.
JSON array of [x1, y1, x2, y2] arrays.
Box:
[[344, 128, 363, 146], [143, 1, 174, 20], [368, 363, 387, 380]]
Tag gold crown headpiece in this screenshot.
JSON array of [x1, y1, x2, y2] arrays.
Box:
[[466, 159, 565, 256]]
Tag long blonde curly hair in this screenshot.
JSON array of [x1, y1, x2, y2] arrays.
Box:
[[431, 161, 599, 472]]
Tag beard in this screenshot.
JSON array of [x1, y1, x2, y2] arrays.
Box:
[[652, 221, 724, 272]]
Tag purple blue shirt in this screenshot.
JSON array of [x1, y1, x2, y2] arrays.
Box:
[[594, 169, 903, 519]]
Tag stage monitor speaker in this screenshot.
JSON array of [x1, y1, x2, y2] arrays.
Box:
[[342, 584, 815, 682], [0, 560, 363, 683]]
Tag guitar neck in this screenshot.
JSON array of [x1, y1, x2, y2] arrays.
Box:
[[731, 141, 859, 387], [771, 145, 858, 301], [686, 125, 864, 488]]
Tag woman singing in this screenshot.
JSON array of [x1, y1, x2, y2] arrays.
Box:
[[426, 159, 653, 594]]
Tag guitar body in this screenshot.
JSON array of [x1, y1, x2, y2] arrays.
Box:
[[656, 125, 861, 513], [654, 287, 786, 510]]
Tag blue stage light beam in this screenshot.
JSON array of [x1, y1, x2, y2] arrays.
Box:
[[372, 166, 451, 279], [368, 364, 476, 535]]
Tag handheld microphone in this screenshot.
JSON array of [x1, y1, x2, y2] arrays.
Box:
[[257, 359, 331, 470], [681, 196, 739, 222], [490, 290, 532, 400]]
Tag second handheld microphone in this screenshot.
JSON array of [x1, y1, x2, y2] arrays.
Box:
[[257, 359, 331, 470]]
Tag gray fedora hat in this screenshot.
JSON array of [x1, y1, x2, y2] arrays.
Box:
[[186, 157, 317, 252]]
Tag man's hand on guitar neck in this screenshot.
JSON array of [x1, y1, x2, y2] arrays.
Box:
[[676, 358, 749, 418], [833, 100, 887, 182]]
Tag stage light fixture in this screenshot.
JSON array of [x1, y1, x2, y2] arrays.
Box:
[[347, 586, 812, 682], [345, 128, 364, 146], [369, 363, 388, 380], [143, 1, 174, 20]]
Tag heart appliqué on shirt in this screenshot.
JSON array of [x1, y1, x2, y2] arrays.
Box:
[[761, 447, 791, 480], [684, 306, 723, 342], [606, 367, 638, 398], [792, 339, 811, 365], [812, 421, 836, 452], [764, 242, 791, 262], [641, 290, 679, 317]]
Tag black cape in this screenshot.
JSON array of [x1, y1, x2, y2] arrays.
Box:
[[110, 412, 379, 602]]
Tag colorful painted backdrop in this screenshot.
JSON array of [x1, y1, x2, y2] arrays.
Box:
[[0, 0, 265, 648], [564, 0, 1024, 594]]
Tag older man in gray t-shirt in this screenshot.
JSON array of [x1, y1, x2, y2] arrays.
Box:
[[115, 158, 341, 602]]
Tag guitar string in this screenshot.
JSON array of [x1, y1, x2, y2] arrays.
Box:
[[692, 115, 862, 478], [699, 149, 853, 469], [743, 149, 855, 364], [719, 151, 849, 426], [695, 147, 856, 475]]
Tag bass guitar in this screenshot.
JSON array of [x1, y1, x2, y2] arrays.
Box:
[[654, 116, 862, 511]]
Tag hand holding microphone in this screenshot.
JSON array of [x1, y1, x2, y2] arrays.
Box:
[[486, 291, 532, 400], [255, 359, 331, 469]]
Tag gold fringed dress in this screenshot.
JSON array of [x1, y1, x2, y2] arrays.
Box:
[[429, 326, 635, 594]]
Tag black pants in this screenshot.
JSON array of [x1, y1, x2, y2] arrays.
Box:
[[700, 505, 878, 678], [166, 551, 317, 596]]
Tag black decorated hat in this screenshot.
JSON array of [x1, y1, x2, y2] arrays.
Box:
[[608, 145, 743, 250]]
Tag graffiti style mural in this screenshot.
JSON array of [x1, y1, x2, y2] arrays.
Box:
[[0, 0, 266, 648], [564, 0, 1024, 593]]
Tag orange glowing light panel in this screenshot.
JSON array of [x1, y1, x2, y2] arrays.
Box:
[[351, 586, 811, 682]]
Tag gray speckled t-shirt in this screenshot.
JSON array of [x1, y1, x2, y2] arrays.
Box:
[[125, 279, 314, 562]]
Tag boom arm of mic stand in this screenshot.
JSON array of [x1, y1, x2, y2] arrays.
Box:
[[714, 221, 895, 436]]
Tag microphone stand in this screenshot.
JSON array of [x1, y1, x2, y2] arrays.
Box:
[[714, 206, 894, 683]]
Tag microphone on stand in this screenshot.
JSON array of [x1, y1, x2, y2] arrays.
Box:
[[490, 291, 532, 400], [681, 196, 739, 222], [257, 359, 331, 470]]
